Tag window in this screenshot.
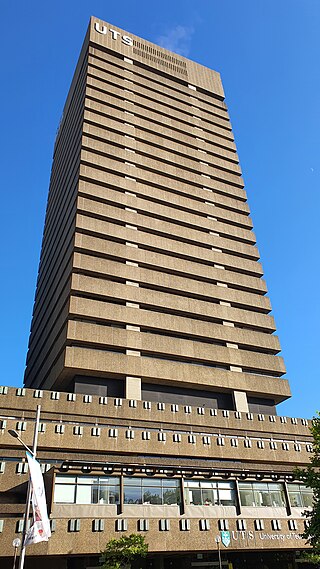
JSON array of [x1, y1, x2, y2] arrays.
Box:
[[68, 519, 81, 532], [238, 482, 286, 508], [54, 476, 120, 505], [138, 519, 149, 531], [159, 519, 170, 531], [116, 519, 128, 531], [199, 519, 210, 531], [185, 480, 236, 506], [272, 519, 281, 530], [123, 477, 180, 505], [288, 484, 313, 508], [93, 519, 105, 532], [180, 519, 190, 531]]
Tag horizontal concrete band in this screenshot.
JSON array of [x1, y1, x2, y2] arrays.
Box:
[[79, 165, 252, 226], [70, 274, 275, 331], [81, 150, 247, 208], [88, 52, 231, 124], [73, 252, 270, 312], [77, 195, 259, 259], [89, 44, 227, 113], [86, 66, 234, 142], [24, 289, 282, 388], [85, 84, 236, 161], [75, 233, 267, 293], [1, 418, 308, 466], [81, 141, 244, 197], [84, 91, 237, 165], [62, 346, 291, 401], [68, 292, 277, 351], [84, 100, 238, 165], [1, 387, 308, 436], [83, 120, 241, 181], [67, 320, 285, 374], [76, 214, 263, 277]]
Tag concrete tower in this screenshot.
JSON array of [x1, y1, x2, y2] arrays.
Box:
[[24, 18, 290, 418]]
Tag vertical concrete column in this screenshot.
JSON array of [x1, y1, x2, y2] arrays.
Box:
[[233, 390, 249, 413], [125, 376, 141, 400]]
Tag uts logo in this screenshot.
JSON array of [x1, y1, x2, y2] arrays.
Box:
[[94, 22, 133, 46]]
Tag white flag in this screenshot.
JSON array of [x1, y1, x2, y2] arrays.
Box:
[[25, 452, 51, 546]]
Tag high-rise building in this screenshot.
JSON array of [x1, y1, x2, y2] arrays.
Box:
[[24, 17, 290, 417], [0, 17, 312, 569]]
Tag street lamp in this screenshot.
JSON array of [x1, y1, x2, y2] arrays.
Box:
[[8, 430, 34, 455], [215, 536, 222, 569], [9, 405, 41, 569], [12, 538, 21, 569]]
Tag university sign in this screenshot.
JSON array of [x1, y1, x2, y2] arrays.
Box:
[[94, 22, 133, 46], [230, 530, 303, 543]]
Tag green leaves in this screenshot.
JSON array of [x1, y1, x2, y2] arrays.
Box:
[[296, 412, 320, 551], [101, 534, 148, 569]]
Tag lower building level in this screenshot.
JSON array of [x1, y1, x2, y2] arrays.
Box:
[[0, 386, 313, 566]]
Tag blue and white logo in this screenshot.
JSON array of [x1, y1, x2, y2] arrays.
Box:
[[221, 530, 231, 547]]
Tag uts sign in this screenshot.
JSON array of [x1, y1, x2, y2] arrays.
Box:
[[94, 22, 133, 46]]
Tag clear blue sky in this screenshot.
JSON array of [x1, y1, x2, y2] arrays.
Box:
[[1, 0, 319, 418]]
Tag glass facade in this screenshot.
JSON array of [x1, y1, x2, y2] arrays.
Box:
[[54, 476, 120, 504], [239, 482, 286, 508], [185, 480, 236, 506], [54, 476, 312, 510], [288, 484, 313, 508], [123, 477, 180, 505]]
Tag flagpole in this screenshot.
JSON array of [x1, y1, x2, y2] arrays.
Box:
[[18, 404, 41, 569]]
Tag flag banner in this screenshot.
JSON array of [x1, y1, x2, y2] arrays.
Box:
[[24, 451, 51, 546]]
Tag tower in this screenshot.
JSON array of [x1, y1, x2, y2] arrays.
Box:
[[24, 17, 290, 417]]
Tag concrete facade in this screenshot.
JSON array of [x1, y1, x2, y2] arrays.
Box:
[[0, 17, 312, 569]]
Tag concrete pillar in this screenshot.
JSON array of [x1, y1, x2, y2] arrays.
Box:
[[233, 390, 249, 413], [125, 376, 141, 400]]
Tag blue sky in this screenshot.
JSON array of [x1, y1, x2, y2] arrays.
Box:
[[1, 0, 319, 418]]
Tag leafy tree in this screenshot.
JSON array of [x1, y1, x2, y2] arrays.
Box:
[[296, 413, 320, 564], [101, 533, 148, 569]]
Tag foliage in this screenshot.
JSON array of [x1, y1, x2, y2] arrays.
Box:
[[298, 551, 320, 565], [101, 533, 148, 569], [296, 412, 320, 554]]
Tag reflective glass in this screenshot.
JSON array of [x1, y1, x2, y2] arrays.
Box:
[[239, 488, 254, 506], [100, 485, 119, 504], [163, 488, 180, 505], [125, 477, 142, 486], [289, 492, 302, 507], [302, 491, 313, 508], [77, 476, 98, 485], [142, 478, 161, 487], [143, 487, 162, 504], [186, 488, 202, 505], [162, 479, 179, 487], [202, 489, 215, 505], [219, 488, 235, 506], [54, 484, 75, 503], [124, 485, 142, 504], [56, 476, 76, 484], [76, 484, 93, 504]]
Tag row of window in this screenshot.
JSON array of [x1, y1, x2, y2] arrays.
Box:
[[10, 516, 303, 535], [0, 386, 308, 426], [54, 476, 313, 509], [4, 423, 311, 454]]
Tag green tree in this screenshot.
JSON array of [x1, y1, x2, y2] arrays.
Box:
[[101, 533, 148, 569], [296, 413, 320, 564]]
